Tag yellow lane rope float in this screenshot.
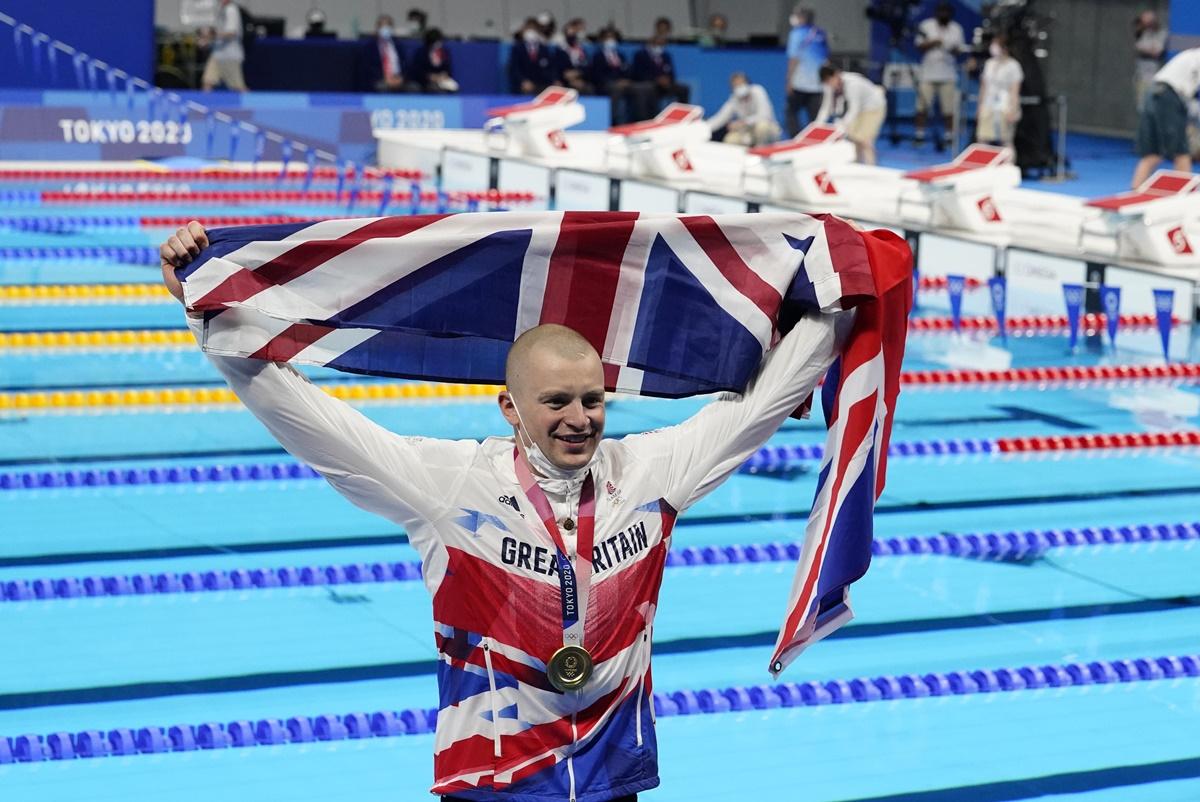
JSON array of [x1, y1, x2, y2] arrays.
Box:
[[0, 284, 173, 304]]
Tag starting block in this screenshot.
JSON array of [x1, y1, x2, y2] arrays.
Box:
[[897, 144, 1020, 232], [484, 88, 586, 159], [1080, 170, 1200, 264], [744, 123, 856, 202], [608, 103, 710, 180]]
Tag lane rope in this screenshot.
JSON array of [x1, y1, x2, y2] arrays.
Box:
[[3, 430, 1199, 491], [3, 653, 1196, 761], [2, 363, 1197, 413], [3, 522, 1195, 604]]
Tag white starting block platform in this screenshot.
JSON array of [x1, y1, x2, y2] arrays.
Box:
[[376, 115, 1199, 321]]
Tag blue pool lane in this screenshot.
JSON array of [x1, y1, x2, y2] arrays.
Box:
[[1, 202, 1198, 801]]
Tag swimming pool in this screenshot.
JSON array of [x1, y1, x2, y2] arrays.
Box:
[[1, 183, 1198, 801]]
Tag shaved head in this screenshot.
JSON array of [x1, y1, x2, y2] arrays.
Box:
[[499, 324, 606, 473], [505, 324, 600, 396]]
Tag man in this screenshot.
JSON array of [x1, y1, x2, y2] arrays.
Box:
[[784, 7, 828, 137], [509, 19, 558, 95], [653, 16, 673, 41], [816, 64, 887, 165], [976, 34, 1023, 147], [631, 34, 689, 121], [201, 0, 246, 92], [555, 17, 592, 95], [1132, 47, 1200, 187], [706, 71, 781, 146], [591, 28, 647, 125], [697, 13, 729, 48], [361, 14, 420, 94], [159, 220, 843, 802], [1134, 11, 1168, 112], [412, 28, 458, 93], [914, 2, 964, 149]]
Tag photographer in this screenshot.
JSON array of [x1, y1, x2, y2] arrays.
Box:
[[1133, 11, 1167, 111], [914, 3, 965, 149]]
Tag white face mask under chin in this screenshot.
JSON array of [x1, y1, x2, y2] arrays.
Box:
[[511, 399, 596, 482]]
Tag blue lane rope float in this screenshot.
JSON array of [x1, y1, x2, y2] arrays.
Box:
[[0, 438, 1003, 492], [0, 215, 141, 231], [3, 522, 1195, 604], [2, 653, 1196, 762], [0, 246, 158, 264]]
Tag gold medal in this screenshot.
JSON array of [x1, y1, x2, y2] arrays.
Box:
[[547, 645, 593, 692]]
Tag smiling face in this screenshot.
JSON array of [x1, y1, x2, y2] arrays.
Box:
[[499, 325, 606, 472]]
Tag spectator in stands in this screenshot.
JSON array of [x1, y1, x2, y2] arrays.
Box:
[[914, 2, 964, 150], [509, 18, 559, 95], [537, 11, 561, 46], [1131, 47, 1200, 187], [591, 28, 646, 125], [654, 17, 674, 41], [412, 28, 458, 93], [1133, 11, 1167, 111], [784, 7, 828, 137], [404, 8, 428, 37], [361, 15, 420, 93], [632, 34, 689, 120], [201, 0, 247, 92], [556, 18, 593, 95], [303, 9, 334, 39], [706, 71, 781, 146], [976, 34, 1023, 147], [697, 13, 729, 48], [816, 64, 886, 165]]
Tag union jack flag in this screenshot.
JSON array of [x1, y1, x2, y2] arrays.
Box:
[[180, 211, 912, 672]]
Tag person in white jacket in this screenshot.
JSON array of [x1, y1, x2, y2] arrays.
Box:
[[159, 221, 843, 802], [705, 72, 782, 146], [815, 64, 886, 165]]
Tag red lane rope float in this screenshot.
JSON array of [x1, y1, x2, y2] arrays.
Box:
[[996, 430, 1200, 453], [910, 313, 1184, 332], [40, 189, 539, 205], [900, 363, 1200, 386], [0, 167, 423, 181], [918, 276, 984, 291], [139, 215, 335, 228]]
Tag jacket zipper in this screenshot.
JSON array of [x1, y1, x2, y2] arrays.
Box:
[[482, 641, 502, 758], [567, 711, 578, 802]]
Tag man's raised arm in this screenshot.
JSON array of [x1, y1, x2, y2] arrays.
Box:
[[160, 223, 471, 530], [620, 311, 843, 513]]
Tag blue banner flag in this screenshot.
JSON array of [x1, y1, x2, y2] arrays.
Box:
[[346, 163, 362, 211], [409, 180, 422, 215], [988, 276, 1007, 341], [47, 41, 57, 80], [436, 190, 449, 214], [303, 150, 317, 193], [72, 53, 86, 88], [228, 124, 240, 161], [377, 174, 395, 216], [911, 264, 920, 313], [205, 111, 216, 158], [278, 141, 293, 181], [106, 69, 116, 104], [1099, 285, 1121, 348], [13, 27, 24, 69], [1152, 288, 1175, 362], [335, 160, 350, 201], [946, 274, 965, 333], [1062, 283, 1084, 351], [126, 76, 136, 109], [253, 131, 266, 168]]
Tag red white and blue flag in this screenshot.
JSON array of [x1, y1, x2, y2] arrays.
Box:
[[180, 210, 912, 671]]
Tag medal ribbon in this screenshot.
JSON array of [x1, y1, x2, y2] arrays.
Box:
[[513, 449, 596, 651]]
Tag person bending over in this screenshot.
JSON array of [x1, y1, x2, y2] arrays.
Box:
[[816, 64, 886, 165], [160, 221, 842, 802]]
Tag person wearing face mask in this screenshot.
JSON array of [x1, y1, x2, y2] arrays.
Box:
[[976, 34, 1024, 147], [706, 72, 781, 146], [631, 34, 689, 121], [508, 20, 558, 95], [914, 3, 965, 149], [784, 7, 829, 137], [555, 18, 593, 95], [590, 28, 646, 124], [159, 220, 848, 802], [360, 14, 420, 94], [816, 63, 886, 165], [412, 27, 458, 94]]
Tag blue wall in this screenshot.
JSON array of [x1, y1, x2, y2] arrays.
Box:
[[0, 0, 154, 88], [1169, 0, 1200, 43]]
